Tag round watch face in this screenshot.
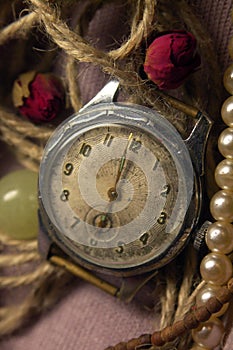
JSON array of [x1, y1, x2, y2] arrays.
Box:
[[39, 103, 196, 275]]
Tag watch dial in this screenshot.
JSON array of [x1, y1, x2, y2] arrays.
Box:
[[39, 104, 195, 274]]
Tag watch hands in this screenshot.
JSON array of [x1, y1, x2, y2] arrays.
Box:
[[115, 132, 133, 187], [99, 133, 133, 228], [107, 132, 133, 202], [97, 214, 110, 228]]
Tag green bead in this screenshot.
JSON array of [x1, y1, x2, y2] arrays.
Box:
[[0, 169, 38, 240]]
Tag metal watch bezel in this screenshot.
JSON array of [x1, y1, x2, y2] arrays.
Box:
[[38, 101, 202, 277]]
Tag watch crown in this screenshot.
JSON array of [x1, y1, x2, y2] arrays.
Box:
[[193, 220, 211, 257]]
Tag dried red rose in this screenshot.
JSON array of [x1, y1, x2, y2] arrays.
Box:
[[143, 31, 201, 90], [12, 71, 65, 123]]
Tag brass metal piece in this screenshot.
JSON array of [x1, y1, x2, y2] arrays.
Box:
[[158, 91, 201, 118], [50, 255, 120, 297]]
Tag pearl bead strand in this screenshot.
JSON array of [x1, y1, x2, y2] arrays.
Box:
[[191, 33, 233, 350]]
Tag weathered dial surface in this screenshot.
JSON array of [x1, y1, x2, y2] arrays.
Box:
[[39, 104, 194, 274]]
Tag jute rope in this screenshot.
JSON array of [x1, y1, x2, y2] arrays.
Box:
[[0, 1, 224, 349], [0, 11, 37, 45]]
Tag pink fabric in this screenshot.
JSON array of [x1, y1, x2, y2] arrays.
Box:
[[1, 282, 157, 350], [191, 0, 233, 70], [1, 1, 233, 349]]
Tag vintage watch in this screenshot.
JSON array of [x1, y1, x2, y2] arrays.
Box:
[[38, 80, 212, 301]]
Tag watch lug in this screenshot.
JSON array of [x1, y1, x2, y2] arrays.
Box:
[[38, 209, 53, 259], [118, 270, 158, 306], [184, 113, 212, 176], [80, 79, 119, 111]]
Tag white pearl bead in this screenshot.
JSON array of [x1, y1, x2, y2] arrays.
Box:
[[210, 189, 233, 222], [206, 221, 233, 254], [192, 318, 225, 349], [191, 345, 210, 350], [200, 252, 232, 285], [218, 127, 233, 159], [223, 63, 233, 94], [221, 96, 233, 127], [196, 284, 229, 317], [215, 158, 233, 190]]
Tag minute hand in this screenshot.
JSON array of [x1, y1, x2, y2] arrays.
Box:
[[114, 132, 133, 188]]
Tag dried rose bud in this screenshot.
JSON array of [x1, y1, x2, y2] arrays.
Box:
[[12, 71, 65, 123], [143, 31, 201, 90]]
